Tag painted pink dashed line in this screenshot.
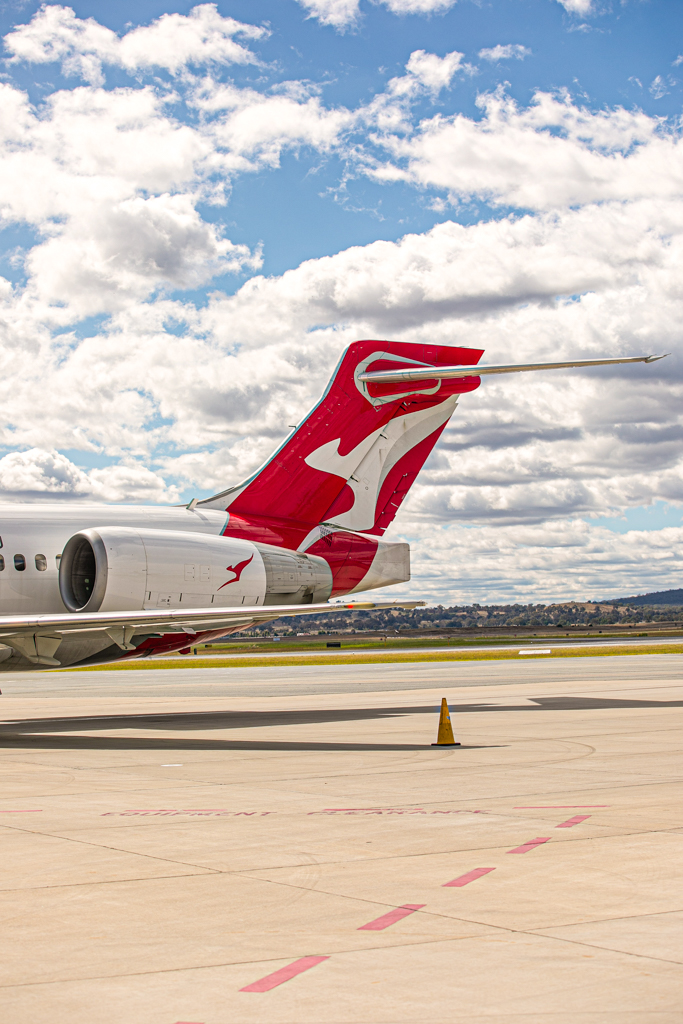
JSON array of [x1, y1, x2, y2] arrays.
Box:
[[240, 956, 329, 992], [358, 904, 425, 930], [556, 815, 591, 828], [443, 868, 495, 887], [507, 837, 550, 854]]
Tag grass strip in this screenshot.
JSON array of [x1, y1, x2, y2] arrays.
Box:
[[71, 643, 683, 671], [203, 634, 645, 653]]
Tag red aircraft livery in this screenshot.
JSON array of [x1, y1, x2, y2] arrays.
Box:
[[0, 340, 664, 670], [217, 555, 254, 590]]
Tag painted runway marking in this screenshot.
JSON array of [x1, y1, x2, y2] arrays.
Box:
[[443, 867, 495, 887], [507, 837, 550, 854], [358, 904, 425, 930], [240, 956, 329, 992], [102, 807, 477, 817], [309, 807, 483, 816], [101, 809, 274, 817], [556, 814, 591, 828], [514, 805, 609, 809]]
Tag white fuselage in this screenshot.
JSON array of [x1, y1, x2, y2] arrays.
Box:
[[0, 503, 234, 614]]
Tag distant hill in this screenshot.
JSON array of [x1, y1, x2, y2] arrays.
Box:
[[610, 588, 683, 606]]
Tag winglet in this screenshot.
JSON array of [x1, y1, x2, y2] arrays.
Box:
[[644, 353, 670, 363]]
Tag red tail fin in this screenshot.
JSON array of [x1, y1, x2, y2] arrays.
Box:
[[202, 340, 483, 535]]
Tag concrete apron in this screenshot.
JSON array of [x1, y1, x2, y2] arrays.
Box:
[[0, 655, 681, 1023]]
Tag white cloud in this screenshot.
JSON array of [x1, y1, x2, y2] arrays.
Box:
[[649, 75, 668, 100], [4, 4, 266, 85], [295, 0, 457, 31], [478, 44, 531, 62], [26, 192, 260, 315], [356, 49, 469, 133], [403, 49, 466, 94], [0, 449, 178, 503], [380, 518, 683, 605], [296, 0, 361, 29], [555, 0, 593, 15], [0, 449, 92, 496], [197, 203, 682, 337], [360, 88, 683, 210], [191, 79, 354, 171], [0, 83, 261, 317], [115, 5, 266, 74], [380, 0, 458, 12]]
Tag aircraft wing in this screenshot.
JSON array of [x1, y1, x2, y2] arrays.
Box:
[[0, 599, 425, 666]]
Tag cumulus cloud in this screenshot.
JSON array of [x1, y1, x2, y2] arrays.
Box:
[[353, 49, 470, 136], [0, 83, 261, 316], [296, 0, 457, 31], [26, 193, 260, 314], [555, 0, 593, 15], [0, 449, 178, 503], [402, 49, 467, 94], [478, 44, 531, 62], [0, 41, 481, 320], [197, 203, 683, 336], [191, 78, 353, 171], [361, 88, 683, 209], [380, 0, 458, 12], [4, 4, 266, 85], [296, 0, 361, 30], [379, 518, 683, 604]]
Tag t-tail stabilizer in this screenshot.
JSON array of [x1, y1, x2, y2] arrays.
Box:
[[198, 341, 666, 595], [201, 340, 485, 537]]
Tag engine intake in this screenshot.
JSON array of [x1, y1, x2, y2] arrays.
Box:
[[64, 534, 98, 609], [59, 528, 145, 613]]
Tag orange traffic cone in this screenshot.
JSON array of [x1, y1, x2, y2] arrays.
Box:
[[431, 697, 461, 747]]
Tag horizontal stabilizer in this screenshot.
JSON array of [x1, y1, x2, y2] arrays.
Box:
[[359, 354, 668, 385]]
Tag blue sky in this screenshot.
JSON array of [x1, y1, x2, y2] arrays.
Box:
[[0, 0, 681, 601], [3, 0, 679, 279]]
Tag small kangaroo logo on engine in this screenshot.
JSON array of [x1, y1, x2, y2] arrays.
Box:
[[217, 554, 254, 589]]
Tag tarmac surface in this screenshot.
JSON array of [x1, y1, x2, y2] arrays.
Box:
[[0, 655, 682, 1022]]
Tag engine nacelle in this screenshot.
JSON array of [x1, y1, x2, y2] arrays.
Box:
[[59, 528, 332, 613]]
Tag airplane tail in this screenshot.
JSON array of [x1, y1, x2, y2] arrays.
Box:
[[201, 340, 483, 538]]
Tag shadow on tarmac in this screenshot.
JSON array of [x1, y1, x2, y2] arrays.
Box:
[[0, 695, 681, 738], [0, 696, 679, 751], [0, 734, 500, 752]]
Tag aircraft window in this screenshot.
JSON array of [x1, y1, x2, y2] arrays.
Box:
[[0, 555, 4, 570], [14, 554, 25, 571], [35, 554, 47, 571]]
